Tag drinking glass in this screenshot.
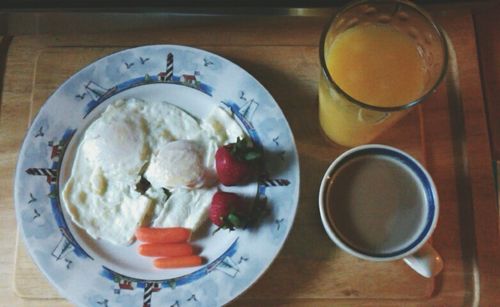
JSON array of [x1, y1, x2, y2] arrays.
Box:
[[319, 0, 448, 147]]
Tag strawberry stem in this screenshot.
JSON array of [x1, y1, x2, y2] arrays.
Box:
[[227, 213, 242, 228], [230, 137, 263, 162]]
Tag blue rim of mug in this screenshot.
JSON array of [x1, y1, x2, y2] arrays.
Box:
[[319, 144, 439, 260]]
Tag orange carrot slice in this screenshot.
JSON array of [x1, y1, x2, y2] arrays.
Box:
[[135, 227, 191, 243], [138, 243, 193, 257], [153, 256, 203, 269]]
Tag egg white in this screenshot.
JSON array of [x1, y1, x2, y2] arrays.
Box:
[[62, 98, 244, 245]]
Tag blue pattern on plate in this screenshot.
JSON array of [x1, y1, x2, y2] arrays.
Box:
[[14, 45, 299, 306]]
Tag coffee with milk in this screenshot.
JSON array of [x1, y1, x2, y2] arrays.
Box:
[[325, 155, 427, 256]]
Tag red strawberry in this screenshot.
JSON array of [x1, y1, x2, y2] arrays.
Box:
[[209, 191, 249, 231], [215, 137, 262, 186]]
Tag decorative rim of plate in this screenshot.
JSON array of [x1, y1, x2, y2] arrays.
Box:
[[14, 44, 300, 306]]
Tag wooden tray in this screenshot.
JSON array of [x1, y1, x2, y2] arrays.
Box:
[[2, 6, 499, 306]]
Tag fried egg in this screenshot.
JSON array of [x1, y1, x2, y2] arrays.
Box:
[[62, 98, 244, 245]]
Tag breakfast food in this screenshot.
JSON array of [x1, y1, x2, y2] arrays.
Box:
[[62, 98, 244, 245], [151, 186, 219, 233], [135, 227, 191, 243], [138, 243, 194, 257], [209, 191, 250, 230], [136, 226, 202, 269], [153, 256, 203, 269], [215, 137, 262, 186], [145, 140, 205, 189]]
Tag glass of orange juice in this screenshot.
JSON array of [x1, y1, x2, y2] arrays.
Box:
[[319, 0, 448, 147]]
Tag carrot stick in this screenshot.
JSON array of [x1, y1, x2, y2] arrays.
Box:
[[138, 243, 193, 257], [153, 256, 203, 269], [135, 227, 191, 243]]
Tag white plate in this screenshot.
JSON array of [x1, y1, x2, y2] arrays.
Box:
[[14, 45, 300, 306]]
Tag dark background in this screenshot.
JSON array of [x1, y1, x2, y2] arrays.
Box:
[[0, 0, 496, 11]]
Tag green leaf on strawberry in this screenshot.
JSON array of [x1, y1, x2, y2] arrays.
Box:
[[209, 191, 250, 232]]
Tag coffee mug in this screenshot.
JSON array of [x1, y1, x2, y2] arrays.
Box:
[[319, 144, 443, 278]]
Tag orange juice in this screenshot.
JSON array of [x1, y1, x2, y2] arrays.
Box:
[[319, 24, 427, 147]]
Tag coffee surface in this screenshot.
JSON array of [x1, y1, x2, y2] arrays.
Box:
[[326, 155, 426, 255]]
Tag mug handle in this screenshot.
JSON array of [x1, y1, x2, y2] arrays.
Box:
[[403, 243, 444, 278]]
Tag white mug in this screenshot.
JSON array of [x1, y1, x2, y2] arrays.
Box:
[[319, 144, 443, 278]]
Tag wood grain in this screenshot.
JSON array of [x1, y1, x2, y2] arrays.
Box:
[[0, 7, 498, 306], [474, 3, 500, 160]]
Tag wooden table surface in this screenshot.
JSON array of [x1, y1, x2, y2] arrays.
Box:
[[0, 4, 499, 306], [475, 3, 500, 161]]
